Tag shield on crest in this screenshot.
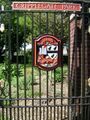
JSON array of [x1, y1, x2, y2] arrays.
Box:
[[34, 34, 61, 71]]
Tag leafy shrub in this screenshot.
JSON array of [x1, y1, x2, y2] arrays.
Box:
[[55, 65, 68, 82], [19, 75, 32, 90], [0, 63, 23, 98], [2, 64, 23, 79]]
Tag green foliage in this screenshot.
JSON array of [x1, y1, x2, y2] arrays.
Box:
[[19, 75, 32, 90], [0, 64, 4, 79], [0, 7, 69, 58], [0, 58, 23, 98], [0, 63, 38, 99], [26, 50, 32, 64], [0, 112, 9, 120], [0, 0, 10, 10], [1, 64, 23, 81], [55, 65, 68, 82]]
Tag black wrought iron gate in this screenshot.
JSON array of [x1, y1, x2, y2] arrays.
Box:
[[0, 1, 90, 120]]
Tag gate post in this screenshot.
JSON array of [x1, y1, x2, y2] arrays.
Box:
[[70, 1, 90, 120]]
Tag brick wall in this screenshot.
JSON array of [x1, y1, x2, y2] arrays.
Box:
[[70, 15, 90, 96], [70, 16, 81, 96]]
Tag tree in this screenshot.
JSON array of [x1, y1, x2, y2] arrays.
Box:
[[0, 1, 31, 58], [0, 0, 69, 59]]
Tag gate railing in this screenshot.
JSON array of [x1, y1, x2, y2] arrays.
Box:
[[0, 1, 90, 120]]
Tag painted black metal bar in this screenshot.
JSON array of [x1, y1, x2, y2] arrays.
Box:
[[6, 104, 9, 120], [60, 12, 64, 120], [46, 71, 49, 120], [1, 107, 4, 120], [2, 12, 8, 120], [8, 13, 11, 98], [84, 32, 88, 97], [53, 12, 56, 120], [21, 108, 23, 120], [73, 13, 78, 120], [39, 12, 42, 120], [81, 3, 86, 91], [14, 108, 16, 120], [8, 12, 12, 120], [57, 106, 59, 120], [16, 12, 19, 99], [53, 69, 56, 120], [31, 12, 34, 120], [0, 103, 90, 109], [24, 12, 27, 99], [74, 14, 78, 97], [28, 108, 30, 120], [50, 106, 52, 120], [0, 95, 89, 101], [87, 101, 90, 120], [16, 12, 20, 120], [23, 12, 27, 120], [43, 107, 45, 120], [46, 12, 49, 120], [81, 3, 86, 120], [39, 70, 41, 120], [68, 13, 71, 120]]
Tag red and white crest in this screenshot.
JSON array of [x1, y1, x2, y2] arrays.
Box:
[[34, 34, 61, 71]]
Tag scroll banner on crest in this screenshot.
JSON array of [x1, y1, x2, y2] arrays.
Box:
[[12, 2, 81, 11], [34, 35, 61, 71]]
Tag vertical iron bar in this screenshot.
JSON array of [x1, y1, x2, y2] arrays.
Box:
[[63, 106, 64, 119], [81, 3, 85, 120], [39, 12, 41, 120], [57, 106, 59, 120], [8, 12, 12, 120], [16, 12, 20, 120], [53, 12, 56, 120], [43, 107, 46, 120], [87, 104, 90, 120], [21, 108, 23, 120], [14, 108, 16, 120], [54, 69, 56, 120], [74, 14, 78, 119], [46, 12, 49, 120], [31, 12, 34, 120], [8, 13, 12, 99], [68, 14, 71, 120], [61, 13, 64, 120], [16, 12, 19, 99], [24, 12, 27, 120], [84, 21, 89, 120], [81, 10, 85, 93], [4, 16, 8, 120], [46, 12, 48, 34], [6, 100, 8, 120], [43, 107, 45, 120], [46, 71, 49, 119], [2, 107, 4, 120], [36, 107, 38, 120], [84, 29, 88, 120], [39, 68, 41, 119], [29, 107, 30, 120], [50, 107, 52, 120]]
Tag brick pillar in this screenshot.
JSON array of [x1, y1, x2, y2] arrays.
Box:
[[70, 14, 90, 120], [70, 15, 82, 97]]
